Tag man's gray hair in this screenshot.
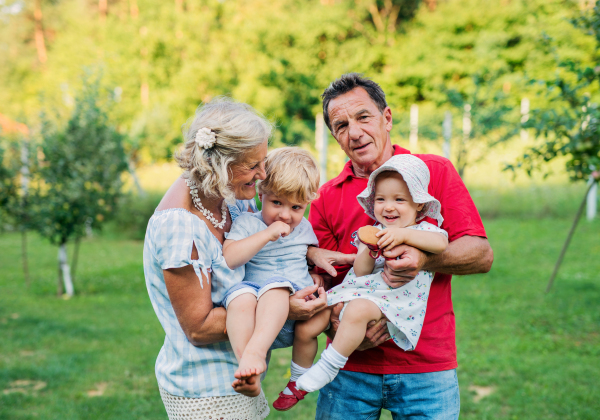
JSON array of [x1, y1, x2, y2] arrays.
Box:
[[321, 73, 388, 131]]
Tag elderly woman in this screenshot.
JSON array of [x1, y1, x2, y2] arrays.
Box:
[[143, 98, 351, 420]]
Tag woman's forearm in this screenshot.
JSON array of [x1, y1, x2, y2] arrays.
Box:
[[164, 265, 229, 347], [187, 306, 228, 346]]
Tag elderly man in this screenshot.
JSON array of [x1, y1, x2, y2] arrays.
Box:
[[306, 74, 493, 420]]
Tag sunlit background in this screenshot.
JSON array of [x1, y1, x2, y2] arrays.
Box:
[[1, 1, 599, 419]]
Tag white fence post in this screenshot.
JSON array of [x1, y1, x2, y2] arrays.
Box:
[[443, 111, 452, 159], [20, 141, 29, 194], [463, 104, 471, 143], [409, 104, 418, 151], [315, 113, 328, 186]]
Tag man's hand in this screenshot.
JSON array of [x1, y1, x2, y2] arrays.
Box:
[[381, 244, 428, 287], [288, 284, 328, 321], [325, 303, 390, 350], [307, 246, 356, 277]]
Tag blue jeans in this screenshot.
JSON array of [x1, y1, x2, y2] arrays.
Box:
[[315, 369, 460, 420]]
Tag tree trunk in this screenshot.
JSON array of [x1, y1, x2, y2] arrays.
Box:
[[99, 0, 108, 19], [22, 231, 30, 287], [424, 0, 437, 12], [58, 243, 74, 296], [128, 159, 146, 196], [141, 82, 149, 106], [33, 0, 47, 66], [20, 141, 30, 287], [130, 0, 139, 18], [456, 147, 467, 179]]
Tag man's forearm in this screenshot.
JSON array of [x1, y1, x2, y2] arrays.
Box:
[[422, 235, 493, 275]]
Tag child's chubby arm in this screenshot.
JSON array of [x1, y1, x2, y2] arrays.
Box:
[[222, 221, 291, 269], [353, 242, 377, 277], [376, 227, 448, 254]]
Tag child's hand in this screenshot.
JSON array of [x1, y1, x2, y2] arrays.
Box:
[[310, 273, 324, 289], [376, 228, 406, 250], [266, 221, 291, 241]]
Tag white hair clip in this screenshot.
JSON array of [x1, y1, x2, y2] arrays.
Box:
[[194, 127, 217, 149]]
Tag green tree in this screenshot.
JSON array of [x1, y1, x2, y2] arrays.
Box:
[[0, 0, 593, 166], [35, 75, 128, 296], [0, 141, 19, 226], [509, 2, 600, 180], [0, 135, 38, 286], [444, 72, 519, 178]]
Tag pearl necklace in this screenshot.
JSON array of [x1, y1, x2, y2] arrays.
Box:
[[185, 179, 228, 229]]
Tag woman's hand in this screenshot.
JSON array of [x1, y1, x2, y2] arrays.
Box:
[[325, 303, 390, 350], [266, 221, 291, 241], [306, 246, 356, 277], [288, 284, 328, 321]]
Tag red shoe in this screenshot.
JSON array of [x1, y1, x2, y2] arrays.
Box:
[[272, 381, 309, 411]]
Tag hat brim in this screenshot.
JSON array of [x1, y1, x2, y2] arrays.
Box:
[[357, 155, 443, 227]]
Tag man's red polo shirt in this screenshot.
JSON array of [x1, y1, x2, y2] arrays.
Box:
[[309, 145, 487, 374]]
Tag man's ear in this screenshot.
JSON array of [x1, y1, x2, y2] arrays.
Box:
[[384, 106, 393, 132]]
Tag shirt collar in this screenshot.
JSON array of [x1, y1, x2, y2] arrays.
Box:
[[329, 144, 411, 187]]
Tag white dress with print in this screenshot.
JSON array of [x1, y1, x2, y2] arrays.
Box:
[[326, 221, 447, 351]]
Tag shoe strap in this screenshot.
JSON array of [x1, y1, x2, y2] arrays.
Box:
[[287, 381, 306, 400]]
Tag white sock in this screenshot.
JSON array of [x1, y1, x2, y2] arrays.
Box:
[[282, 361, 310, 395], [296, 345, 348, 393]]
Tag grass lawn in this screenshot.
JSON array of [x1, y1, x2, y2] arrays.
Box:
[[1, 216, 599, 419]]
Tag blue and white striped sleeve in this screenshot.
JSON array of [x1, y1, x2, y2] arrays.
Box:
[[151, 210, 213, 288]]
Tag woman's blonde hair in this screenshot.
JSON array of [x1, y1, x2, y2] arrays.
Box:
[[175, 97, 273, 203], [258, 147, 320, 204]]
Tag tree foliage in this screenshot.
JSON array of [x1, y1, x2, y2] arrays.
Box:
[[0, 0, 591, 164], [0, 142, 18, 221], [0, 136, 37, 231], [508, 1, 600, 181], [444, 72, 519, 177], [35, 75, 128, 246]]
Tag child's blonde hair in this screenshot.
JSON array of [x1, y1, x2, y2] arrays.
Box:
[[258, 147, 320, 204]]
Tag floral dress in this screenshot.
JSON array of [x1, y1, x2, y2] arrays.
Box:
[[326, 221, 447, 351]]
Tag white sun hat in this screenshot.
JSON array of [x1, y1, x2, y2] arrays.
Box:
[[357, 154, 443, 227]]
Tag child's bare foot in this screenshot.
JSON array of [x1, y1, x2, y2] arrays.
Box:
[[232, 375, 261, 397], [234, 351, 267, 380]]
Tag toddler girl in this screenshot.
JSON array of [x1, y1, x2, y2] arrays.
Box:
[[221, 147, 321, 396], [275, 154, 448, 408]]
